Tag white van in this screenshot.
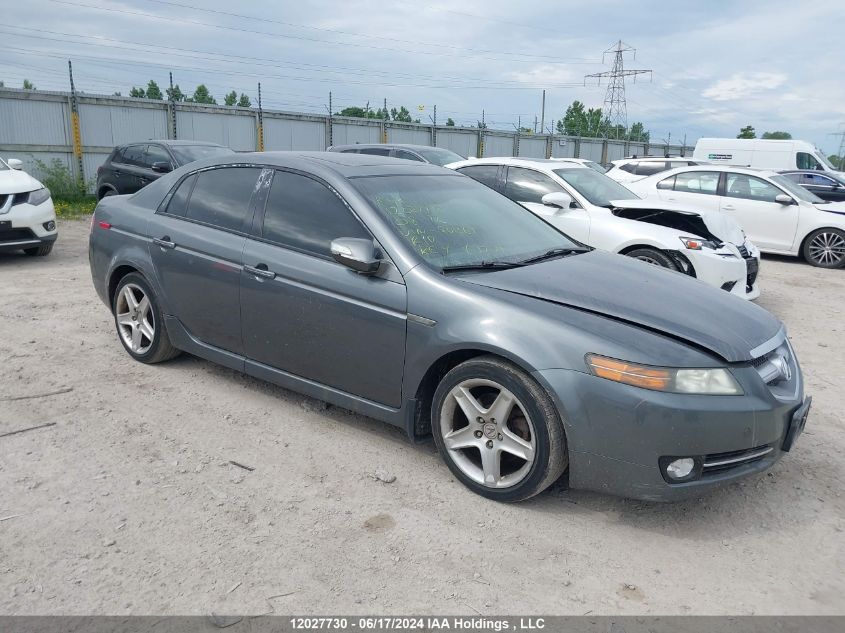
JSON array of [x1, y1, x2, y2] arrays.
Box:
[[693, 138, 840, 173]]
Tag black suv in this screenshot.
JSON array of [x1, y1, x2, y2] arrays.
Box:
[[96, 140, 234, 199]]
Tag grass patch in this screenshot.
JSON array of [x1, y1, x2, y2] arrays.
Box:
[[54, 197, 97, 219]]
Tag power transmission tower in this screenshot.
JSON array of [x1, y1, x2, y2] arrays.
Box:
[[585, 40, 651, 140]]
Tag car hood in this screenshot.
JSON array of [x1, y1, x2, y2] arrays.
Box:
[[813, 201, 845, 216], [0, 168, 43, 194], [456, 250, 781, 363], [608, 198, 745, 245]]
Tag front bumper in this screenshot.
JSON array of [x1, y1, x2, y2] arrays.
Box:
[[0, 198, 57, 252], [684, 244, 760, 300], [534, 362, 805, 501]]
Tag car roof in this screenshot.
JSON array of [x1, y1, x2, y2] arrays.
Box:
[[328, 143, 453, 152], [643, 164, 781, 179], [199, 150, 455, 178], [118, 140, 228, 148], [451, 157, 588, 170]]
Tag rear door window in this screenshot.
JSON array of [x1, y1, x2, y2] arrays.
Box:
[[120, 145, 147, 167], [457, 165, 500, 190], [673, 171, 720, 195], [185, 167, 261, 232], [504, 166, 564, 204], [261, 170, 370, 257], [633, 162, 667, 176]]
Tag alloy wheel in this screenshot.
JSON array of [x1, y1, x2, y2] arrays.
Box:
[[116, 283, 155, 354], [808, 231, 845, 266], [439, 378, 536, 488]]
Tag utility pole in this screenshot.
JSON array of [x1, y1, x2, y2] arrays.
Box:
[[432, 104, 437, 147], [257, 82, 264, 151], [328, 91, 333, 147], [534, 116, 538, 135], [67, 60, 84, 189], [168, 71, 177, 139], [585, 40, 652, 140], [540, 89, 546, 138]]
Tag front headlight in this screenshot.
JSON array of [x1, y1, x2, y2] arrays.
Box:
[[27, 187, 51, 206], [679, 236, 719, 250], [586, 354, 743, 395]]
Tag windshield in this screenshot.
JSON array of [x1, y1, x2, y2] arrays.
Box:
[[582, 161, 607, 173], [170, 145, 235, 165], [415, 147, 465, 166], [353, 174, 580, 269], [552, 168, 639, 206], [770, 174, 826, 204], [814, 151, 836, 171]]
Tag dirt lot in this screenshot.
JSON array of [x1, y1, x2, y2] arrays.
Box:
[[1, 218, 843, 616]]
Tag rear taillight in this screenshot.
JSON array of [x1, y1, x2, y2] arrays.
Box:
[[98, 221, 111, 230]]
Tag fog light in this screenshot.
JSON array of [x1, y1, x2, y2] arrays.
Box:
[[666, 458, 695, 480], [43, 220, 56, 231]]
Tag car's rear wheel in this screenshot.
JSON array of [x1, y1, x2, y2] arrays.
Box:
[[113, 273, 180, 364], [432, 356, 567, 502], [24, 243, 53, 257], [624, 247, 678, 270], [803, 228, 845, 268], [99, 187, 118, 200]]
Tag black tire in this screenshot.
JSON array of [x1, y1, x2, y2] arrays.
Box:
[[802, 228, 845, 269], [431, 355, 568, 502], [24, 242, 54, 257], [112, 272, 181, 364], [99, 188, 118, 200], [624, 247, 678, 270]]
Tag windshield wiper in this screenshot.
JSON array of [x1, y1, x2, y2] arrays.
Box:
[[441, 260, 526, 273], [518, 247, 585, 264]]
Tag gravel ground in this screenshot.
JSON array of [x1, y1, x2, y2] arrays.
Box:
[[0, 219, 843, 616]]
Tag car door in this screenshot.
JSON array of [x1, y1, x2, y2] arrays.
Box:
[[652, 170, 723, 212], [503, 166, 591, 243], [149, 166, 262, 355], [720, 172, 799, 251], [240, 169, 407, 408]]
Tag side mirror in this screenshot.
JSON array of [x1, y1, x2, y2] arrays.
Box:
[[151, 161, 173, 173], [7, 158, 23, 170], [330, 237, 381, 274], [541, 191, 574, 211], [775, 193, 794, 205]]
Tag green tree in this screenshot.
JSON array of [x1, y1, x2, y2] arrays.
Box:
[[0, 81, 5, 87], [23, 79, 35, 90], [237, 93, 251, 108], [191, 84, 216, 104], [445, 117, 455, 126], [629, 121, 650, 142], [145, 80, 163, 100], [129, 86, 146, 98], [224, 90, 238, 106], [337, 106, 369, 118], [112, 91, 121, 96], [518, 127, 533, 134], [828, 155, 844, 169], [555, 100, 609, 137], [166, 84, 185, 102], [390, 106, 413, 122], [762, 131, 792, 139], [737, 125, 756, 139]]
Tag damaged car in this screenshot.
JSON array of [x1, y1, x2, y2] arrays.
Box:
[[90, 151, 807, 502], [448, 157, 761, 299]]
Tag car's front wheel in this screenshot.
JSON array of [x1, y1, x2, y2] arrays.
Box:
[[432, 356, 568, 502], [803, 228, 845, 268], [113, 273, 181, 364], [624, 247, 678, 270]]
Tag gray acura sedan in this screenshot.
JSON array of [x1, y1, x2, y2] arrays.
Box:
[[89, 152, 810, 502]]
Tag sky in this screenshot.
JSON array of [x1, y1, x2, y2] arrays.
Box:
[[2, 0, 844, 154]]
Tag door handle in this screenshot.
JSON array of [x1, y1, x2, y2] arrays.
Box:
[[244, 263, 276, 279], [153, 236, 176, 249]]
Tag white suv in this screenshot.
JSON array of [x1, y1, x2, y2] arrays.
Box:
[[606, 157, 703, 184], [0, 157, 57, 257]]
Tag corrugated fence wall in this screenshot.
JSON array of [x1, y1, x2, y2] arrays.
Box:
[[0, 87, 692, 190]]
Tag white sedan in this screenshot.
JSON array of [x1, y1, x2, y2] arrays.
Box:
[[626, 165, 845, 268], [0, 157, 57, 256], [447, 157, 761, 299]]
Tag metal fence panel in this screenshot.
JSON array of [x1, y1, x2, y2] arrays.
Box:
[[550, 137, 577, 158], [9, 151, 73, 181], [436, 130, 477, 158], [264, 117, 325, 151], [579, 140, 604, 162], [606, 141, 626, 162], [628, 142, 647, 157], [386, 125, 431, 145], [517, 136, 546, 158], [0, 96, 68, 145], [483, 134, 514, 157], [331, 121, 381, 146], [84, 152, 112, 184], [79, 103, 168, 147], [176, 109, 256, 151]]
